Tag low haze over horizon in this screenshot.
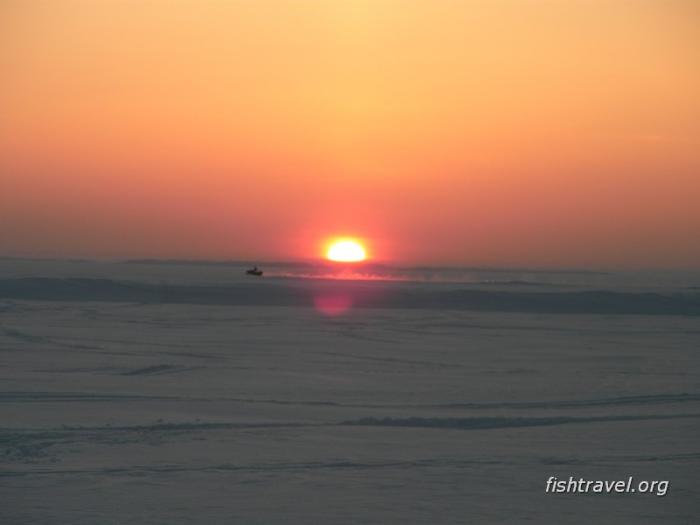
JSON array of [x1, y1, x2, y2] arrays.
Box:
[[2, 0, 698, 268]]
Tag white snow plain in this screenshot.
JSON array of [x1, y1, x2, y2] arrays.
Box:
[[1, 260, 699, 524]]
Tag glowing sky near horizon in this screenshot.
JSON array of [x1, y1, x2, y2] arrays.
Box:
[[1, 0, 698, 267]]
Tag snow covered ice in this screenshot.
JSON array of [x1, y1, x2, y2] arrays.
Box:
[[1, 259, 699, 524]]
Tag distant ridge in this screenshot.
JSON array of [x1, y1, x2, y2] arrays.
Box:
[[122, 258, 610, 275], [0, 277, 698, 316]]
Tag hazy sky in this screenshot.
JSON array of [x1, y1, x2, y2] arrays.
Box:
[[1, 0, 698, 267]]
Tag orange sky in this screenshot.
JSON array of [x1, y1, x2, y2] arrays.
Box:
[[1, 0, 698, 267]]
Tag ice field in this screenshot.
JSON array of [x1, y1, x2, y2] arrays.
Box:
[[1, 259, 699, 524]]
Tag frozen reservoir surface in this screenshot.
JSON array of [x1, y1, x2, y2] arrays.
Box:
[[1, 259, 699, 524]]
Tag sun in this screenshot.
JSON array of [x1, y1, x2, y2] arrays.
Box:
[[326, 239, 367, 262]]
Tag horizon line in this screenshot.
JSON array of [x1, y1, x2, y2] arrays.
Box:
[[2, 254, 700, 274]]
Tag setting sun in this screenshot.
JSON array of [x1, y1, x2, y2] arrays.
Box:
[[326, 239, 367, 263]]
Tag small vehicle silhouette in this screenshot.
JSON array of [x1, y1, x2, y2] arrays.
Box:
[[246, 266, 263, 276]]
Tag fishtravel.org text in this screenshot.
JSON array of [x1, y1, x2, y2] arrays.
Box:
[[545, 476, 668, 496]]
